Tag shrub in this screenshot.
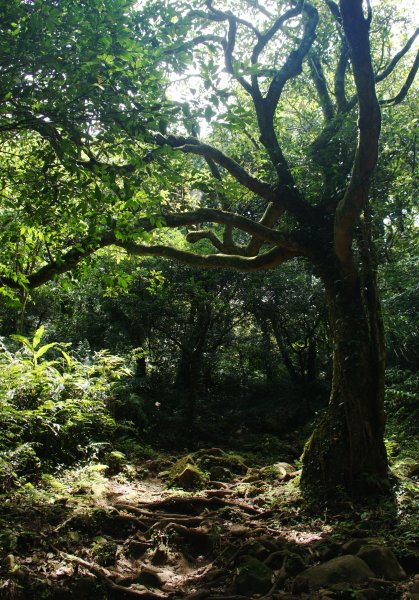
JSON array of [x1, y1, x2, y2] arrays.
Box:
[[0, 328, 132, 483]]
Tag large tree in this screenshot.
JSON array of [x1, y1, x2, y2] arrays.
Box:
[[1, 0, 417, 492]]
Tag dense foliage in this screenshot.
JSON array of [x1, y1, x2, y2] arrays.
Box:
[[0, 0, 417, 496]]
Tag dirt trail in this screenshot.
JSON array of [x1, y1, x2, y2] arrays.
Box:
[[0, 453, 415, 599]]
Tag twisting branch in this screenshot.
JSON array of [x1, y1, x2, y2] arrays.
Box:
[[185, 229, 229, 252], [205, 0, 261, 38], [309, 52, 335, 121], [251, 2, 303, 66], [265, 3, 318, 112], [324, 0, 342, 25], [334, 41, 349, 113], [0, 207, 308, 290], [380, 49, 419, 106], [120, 241, 299, 272], [375, 28, 419, 83], [335, 0, 381, 266], [163, 208, 305, 252], [245, 203, 285, 256], [154, 133, 278, 203]]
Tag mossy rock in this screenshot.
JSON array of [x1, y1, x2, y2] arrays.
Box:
[[169, 456, 207, 489], [259, 463, 295, 482], [197, 452, 248, 475], [234, 556, 273, 595], [293, 555, 375, 592], [92, 539, 118, 566], [209, 465, 233, 481], [105, 451, 126, 475], [357, 545, 406, 580]]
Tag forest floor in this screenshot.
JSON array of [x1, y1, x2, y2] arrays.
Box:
[[0, 440, 418, 600]]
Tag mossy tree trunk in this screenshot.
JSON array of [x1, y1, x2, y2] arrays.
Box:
[[301, 254, 388, 491]]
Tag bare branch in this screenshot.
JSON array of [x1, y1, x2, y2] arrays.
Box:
[[380, 49, 419, 106], [335, 0, 381, 265], [163, 208, 305, 252], [120, 241, 299, 272], [245, 203, 284, 256], [309, 52, 335, 121], [251, 2, 303, 66], [205, 0, 261, 38], [186, 229, 228, 252], [375, 27, 419, 83], [324, 0, 342, 25], [265, 3, 318, 111], [154, 133, 278, 203], [244, 0, 272, 18], [334, 41, 349, 113]]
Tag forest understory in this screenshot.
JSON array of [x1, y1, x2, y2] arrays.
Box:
[[1, 406, 418, 600]]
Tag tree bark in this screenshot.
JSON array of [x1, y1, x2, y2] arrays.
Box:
[[301, 257, 388, 492]]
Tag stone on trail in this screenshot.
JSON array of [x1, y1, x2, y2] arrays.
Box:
[[342, 537, 384, 554], [357, 544, 406, 580], [233, 556, 274, 595], [293, 555, 375, 592]]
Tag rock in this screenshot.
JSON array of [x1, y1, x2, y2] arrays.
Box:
[[229, 525, 250, 537], [342, 538, 384, 555], [358, 589, 380, 599], [136, 567, 164, 588], [293, 555, 375, 592], [185, 591, 211, 600], [411, 575, 419, 593], [209, 465, 232, 481], [399, 550, 419, 574], [283, 550, 306, 576], [173, 527, 213, 558], [357, 545, 406, 580], [126, 540, 150, 558], [199, 453, 248, 475], [264, 551, 285, 569], [151, 545, 169, 565], [313, 540, 341, 561], [246, 541, 271, 561], [234, 556, 273, 595], [91, 540, 117, 566], [157, 470, 170, 479], [173, 464, 206, 489]]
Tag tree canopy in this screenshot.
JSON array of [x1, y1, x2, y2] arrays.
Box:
[[1, 0, 418, 493]]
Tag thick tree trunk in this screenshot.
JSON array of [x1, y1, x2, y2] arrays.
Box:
[[301, 259, 387, 493]]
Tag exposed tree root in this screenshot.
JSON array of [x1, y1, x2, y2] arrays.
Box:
[[136, 494, 261, 515], [61, 552, 168, 600]]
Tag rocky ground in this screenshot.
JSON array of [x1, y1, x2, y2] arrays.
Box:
[[0, 448, 418, 600]]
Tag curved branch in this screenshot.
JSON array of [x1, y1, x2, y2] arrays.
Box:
[[309, 52, 334, 121], [265, 3, 318, 111], [335, 0, 381, 266], [245, 203, 284, 256], [155, 133, 278, 202], [334, 41, 349, 113], [0, 207, 309, 290], [379, 49, 419, 106], [251, 2, 303, 66], [120, 241, 299, 272], [375, 28, 419, 83], [0, 233, 117, 290], [163, 208, 305, 252], [186, 229, 229, 252]]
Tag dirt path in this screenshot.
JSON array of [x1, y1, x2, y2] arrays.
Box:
[[0, 452, 415, 600]]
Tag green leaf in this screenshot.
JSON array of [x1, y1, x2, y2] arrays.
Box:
[[35, 343, 58, 360], [33, 325, 45, 349], [10, 334, 33, 353], [60, 350, 73, 366]]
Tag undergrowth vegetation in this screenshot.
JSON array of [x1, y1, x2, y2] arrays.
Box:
[[0, 327, 133, 493]]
